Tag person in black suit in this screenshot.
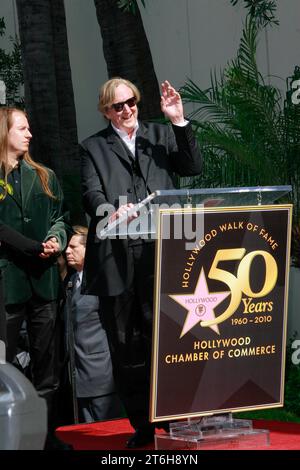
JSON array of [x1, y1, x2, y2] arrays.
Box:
[[80, 78, 202, 447], [0, 222, 45, 346], [64, 225, 123, 423]]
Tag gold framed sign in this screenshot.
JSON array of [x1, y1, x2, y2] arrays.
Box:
[[150, 205, 292, 422]]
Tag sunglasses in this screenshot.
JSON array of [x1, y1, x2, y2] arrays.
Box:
[[111, 96, 137, 112]]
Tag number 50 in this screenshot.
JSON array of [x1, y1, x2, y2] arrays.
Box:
[[201, 248, 278, 327]]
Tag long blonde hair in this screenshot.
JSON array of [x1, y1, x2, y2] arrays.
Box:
[[0, 107, 54, 198]]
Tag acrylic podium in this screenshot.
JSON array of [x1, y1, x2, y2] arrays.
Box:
[[98, 185, 292, 450]]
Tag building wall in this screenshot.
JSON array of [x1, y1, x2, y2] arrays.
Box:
[[1, 0, 300, 140]]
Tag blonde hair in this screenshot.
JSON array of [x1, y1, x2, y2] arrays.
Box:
[[72, 225, 88, 246], [0, 107, 54, 199], [98, 77, 140, 115]]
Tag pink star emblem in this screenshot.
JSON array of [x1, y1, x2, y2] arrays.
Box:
[[169, 268, 230, 337]]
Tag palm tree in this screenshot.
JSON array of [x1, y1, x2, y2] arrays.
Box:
[[117, 0, 146, 14], [230, 0, 279, 28], [0, 18, 23, 107], [180, 16, 300, 219], [93, 0, 162, 120], [16, 0, 82, 221]]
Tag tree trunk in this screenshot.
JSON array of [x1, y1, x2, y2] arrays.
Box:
[[94, 0, 162, 120], [16, 0, 83, 222]]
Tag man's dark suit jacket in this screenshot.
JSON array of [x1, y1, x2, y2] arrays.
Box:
[[80, 120, 202, 297], [68, 272, 116, 398]]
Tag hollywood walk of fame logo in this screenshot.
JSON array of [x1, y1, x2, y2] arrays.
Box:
[[169, 268, 230, 337], [195, 304, 206, 317]]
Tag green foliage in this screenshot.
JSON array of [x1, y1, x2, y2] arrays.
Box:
[[0, 17, 24, 107], [117, 0, 146, 14], [180, 16, 300, 221], [235, 407, 300, 423], [291, 224, 300, 267], [235, 337, 300, 420], [284, 336, 300, 416], [230, 0, 279, 27]]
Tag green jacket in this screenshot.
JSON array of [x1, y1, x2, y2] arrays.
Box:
[[0, 160, 69, 305]]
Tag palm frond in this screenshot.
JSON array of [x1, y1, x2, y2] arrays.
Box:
[[180, 77, 235, 125], [235, 16, 261, 83]]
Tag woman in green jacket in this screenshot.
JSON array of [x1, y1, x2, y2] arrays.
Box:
[[0, 107, 69, 447]]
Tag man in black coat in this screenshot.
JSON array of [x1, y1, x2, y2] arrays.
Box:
[[80, 78, 202, 447]]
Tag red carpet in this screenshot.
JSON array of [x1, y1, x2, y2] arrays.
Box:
[[56, 417, 300, 450]]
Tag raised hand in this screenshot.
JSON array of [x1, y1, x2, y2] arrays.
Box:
[[160, 80, 185, 125]]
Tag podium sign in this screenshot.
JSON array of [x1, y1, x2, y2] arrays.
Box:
[[150, 204, 292, 422]]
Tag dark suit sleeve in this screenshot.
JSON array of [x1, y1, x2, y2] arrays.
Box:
[[0, 222, 43, 256], [80, 143, 110, 218], [168, 121, 202, 176]]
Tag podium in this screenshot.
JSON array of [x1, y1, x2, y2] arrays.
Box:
[[99, 185, 292, 450]]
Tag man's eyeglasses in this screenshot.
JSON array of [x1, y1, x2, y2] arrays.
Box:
[[111, 97, 137, 112]]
